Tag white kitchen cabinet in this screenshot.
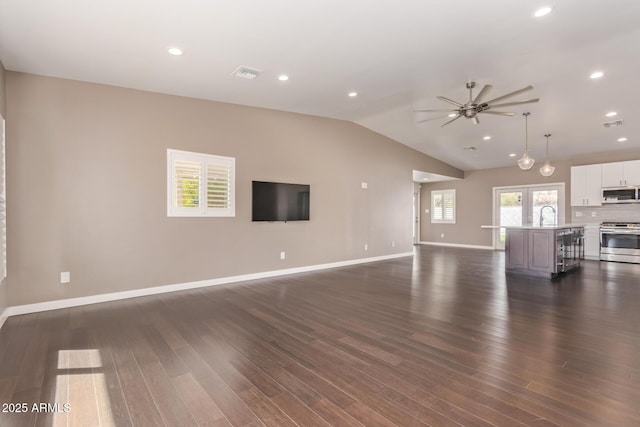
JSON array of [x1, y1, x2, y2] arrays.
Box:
[[583, 225, 600, 260], [602, 160, 640, 187], [571, 164, 602, 206]]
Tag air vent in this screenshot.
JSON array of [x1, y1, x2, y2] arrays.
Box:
[[463, 146, 477, 150], [231, 66, 262, 80], [603, 120, 623, 128]]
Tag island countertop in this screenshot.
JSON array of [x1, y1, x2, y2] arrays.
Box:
[[504, 224, 586, 230]]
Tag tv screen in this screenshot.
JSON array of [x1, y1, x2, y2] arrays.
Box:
[[252, 181, 310, 222]]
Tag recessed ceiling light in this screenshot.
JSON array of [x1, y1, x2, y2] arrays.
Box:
[[167, 47, 183, 56], [590, 71, 604, 79], [509, 153, 517, 157], [618, 137, 628, 142], [605, 111, 617, 117], [278, 75, 289, 81], [348, 92, 358, 98], [448, 113, 457, 118], [533, 6, 552, 17], [483, 136, 491, 140]]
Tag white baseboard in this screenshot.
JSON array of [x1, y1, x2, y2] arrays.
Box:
[[419, 241, 495, 250], [2, 252, 413, 322]]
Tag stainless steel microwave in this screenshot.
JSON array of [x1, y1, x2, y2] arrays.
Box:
[[602, 187, 640, 204]]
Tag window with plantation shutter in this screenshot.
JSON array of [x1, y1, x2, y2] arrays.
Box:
[[167, 149, 235, 217], [431, 189, 456, 224]]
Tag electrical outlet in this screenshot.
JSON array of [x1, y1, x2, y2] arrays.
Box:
[[392, 241, 395, 247], [440, 233, 445, 238], [575, 212, 583, 217], [60, 272, 70, 284], [280, 251, 286, 260], [425, 209, 429, 214], [591, 212, 597, 217], [364, 244, 368, 251], [361, 182, 368, 189]]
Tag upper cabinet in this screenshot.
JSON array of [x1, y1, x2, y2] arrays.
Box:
[[602, 160, 640, 187], [571, 164, 602, 206]]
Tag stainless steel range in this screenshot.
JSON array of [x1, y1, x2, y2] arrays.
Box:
[[600, 222, 640, 264]]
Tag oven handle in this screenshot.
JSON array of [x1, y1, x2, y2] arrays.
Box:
[[600, 228, 640, 235]]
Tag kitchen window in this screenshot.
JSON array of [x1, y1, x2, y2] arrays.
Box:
[[431, 189, 456, 224], [167, 149, 236, 217]]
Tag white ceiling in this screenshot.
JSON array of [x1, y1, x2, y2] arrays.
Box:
[[1, 0, 639, 171]]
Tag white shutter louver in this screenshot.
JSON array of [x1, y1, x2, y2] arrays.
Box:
[[206, 162, 231, 209], [167, 149, 235, 217], [443, 192, 454, 221], [433, 194, 443, 220], [431, 189, 456, 224], [174, 160, 201, 208]]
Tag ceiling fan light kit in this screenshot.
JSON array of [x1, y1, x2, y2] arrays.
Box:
[[539, 133, 555, 176], [415, 81, 539, 127], [518, 112, 535, 171]]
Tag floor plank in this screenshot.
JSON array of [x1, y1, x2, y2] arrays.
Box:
[[1, 246, 639, 426]]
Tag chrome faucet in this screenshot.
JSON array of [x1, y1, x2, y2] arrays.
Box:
[[540, 205, 556, 227]]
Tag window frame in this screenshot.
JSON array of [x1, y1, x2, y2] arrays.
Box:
[[167, 149, 236, 217], [431, 189, 456, 224]]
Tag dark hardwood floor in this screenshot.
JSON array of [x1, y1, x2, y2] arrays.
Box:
[[1, 246, 639, 426]]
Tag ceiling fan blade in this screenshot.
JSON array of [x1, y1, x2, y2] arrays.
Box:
[[484, 85, 533, 104], [487, 98, 539, 109], [441, 115, 462, 127], [417, 114, 453, 123], [482, 111, 516, 116], [437, 96, 463, 107], [414, 109, 458, 113], [473, 84, 493, 103], [472, 116, 479, 125]]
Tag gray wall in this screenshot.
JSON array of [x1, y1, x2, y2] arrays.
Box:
[[420, 152, 640, 246], [0, 60, 6, 316], [6, 72, 462, 306]]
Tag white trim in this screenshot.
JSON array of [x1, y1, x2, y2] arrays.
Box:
[[0, 307, 8, 330], [167, 148, 236, 217], [431, 189, 456, 224], [493, 182, 566, 191], [418, 241, 494, 250], [492, 182, 566, 250], [1, 252, 413, 322]]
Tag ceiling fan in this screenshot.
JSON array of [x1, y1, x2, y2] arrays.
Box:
[[415, 81, 539, 127]]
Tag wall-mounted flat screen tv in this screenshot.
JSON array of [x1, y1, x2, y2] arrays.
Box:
[[252, 181, 310, 222]]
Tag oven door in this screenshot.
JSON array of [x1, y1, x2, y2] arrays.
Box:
[[600, 228, 640, 263]]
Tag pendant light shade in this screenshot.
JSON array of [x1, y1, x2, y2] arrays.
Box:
[[539, 133, 555, 176], [518, 112, 535, 170]]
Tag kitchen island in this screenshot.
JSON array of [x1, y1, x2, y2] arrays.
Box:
[[505, 225, 584, 278]]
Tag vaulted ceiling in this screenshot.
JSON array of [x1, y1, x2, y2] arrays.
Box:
[[1, 0, 639, 171]]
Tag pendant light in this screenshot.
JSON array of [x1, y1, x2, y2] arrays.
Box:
[[539, 133, 555, 176], [517, 112, 535, 170]]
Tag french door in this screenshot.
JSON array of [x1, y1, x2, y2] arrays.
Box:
[[494, 184, 564, 250]]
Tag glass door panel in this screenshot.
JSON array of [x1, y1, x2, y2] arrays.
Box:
[[530, 188, 559, 227], [496, 189, 525, 250]]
